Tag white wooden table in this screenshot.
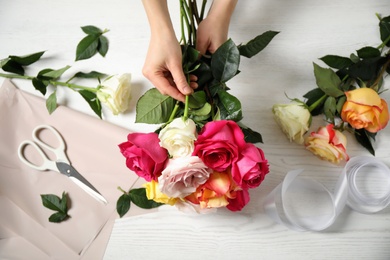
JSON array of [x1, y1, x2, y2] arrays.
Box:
[[1, 0, 390, 259]]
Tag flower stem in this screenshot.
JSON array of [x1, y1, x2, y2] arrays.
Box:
[[183, 95, 189, 120], [169, 101, 181, 122], [308, 94, 327, 112], [0, 72, 98, 92]]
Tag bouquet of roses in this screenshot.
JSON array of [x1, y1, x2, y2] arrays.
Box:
[[116, 0, 276, 216], [272, 13, 390, 164]]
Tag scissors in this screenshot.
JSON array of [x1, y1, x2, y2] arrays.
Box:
[[17, 124, 107, 204]]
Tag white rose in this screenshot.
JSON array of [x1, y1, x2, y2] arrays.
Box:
[[97, 73, 132, 115], [272, 102, 311, 144], [158, 117, 197, 158], [158, 156, 211, 198]]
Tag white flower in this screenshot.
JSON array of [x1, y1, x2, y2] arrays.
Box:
[[272, 102, 311, 144], [158, 117, 197, 158], [158, 156, 211, 198], [97, 73, 132, 115]]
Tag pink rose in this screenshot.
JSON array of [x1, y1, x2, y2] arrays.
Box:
[[158, 156, 212, 198], [193, 120, 246, 172], [119, 133, 168, 181], [226, 189, 250, 212], [232, 144, 269, 189]]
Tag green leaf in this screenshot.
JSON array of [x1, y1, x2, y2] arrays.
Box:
[[41, 194, 64, 212], [81, 25, 103, 35], [188, 91, 207, 109], [129, 188, 163, 209], [189, 102, 211, 117], [72, 71, 107, 79], [356, 46, 381, 59], [239, 124, 263, 143], [116, 193, 131, 218], [336, 95, 346, 114], [313, 63, 344, 97], [46, 91, 57, 114], [238, 31, 279, 58], [323, 96, 336, 122], [135, 88, 175, 124], [78, 90, 102, 118], [32, 78, 48, 95], [98, 35, 109, 57], [40, 192, 69, 223], [347, 56, 386, 81], [9, 51, 45, 66], [48, 212, 69, 223], [354, 128, 375, 155], [75, 34, 99, 61], [0, 57, 10, 68], [320, 55, 353, 70], [217, 90, 243, 121], [42, 65, 71, 79], [1, 59, 24, 75], [211, 39, 240, 83], [379, 15, 390, 47]]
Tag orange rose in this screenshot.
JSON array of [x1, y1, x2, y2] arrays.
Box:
[[304, 124, 349, 164], [341, 88, 389, 133]]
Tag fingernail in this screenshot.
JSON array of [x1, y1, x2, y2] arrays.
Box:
[[183, 86, 193, 94]]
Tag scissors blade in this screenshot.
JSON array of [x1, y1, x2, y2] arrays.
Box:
[[56, 162, 108, 204]]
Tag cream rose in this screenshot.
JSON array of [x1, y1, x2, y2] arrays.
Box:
[[97, 73, 132, 115], [158, 117, 197, 158], [272, 102, 311, 144], [158, 156, 212, 198]]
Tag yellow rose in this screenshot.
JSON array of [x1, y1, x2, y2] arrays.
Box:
[[304, 124, 349, 164], [97, 73, 132, 115], [341, 88, 389, 133], [272, 102, 311, 144], [143, 180, 177, 206]]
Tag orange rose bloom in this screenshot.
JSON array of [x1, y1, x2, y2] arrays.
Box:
[[341, 88, 389, 133]]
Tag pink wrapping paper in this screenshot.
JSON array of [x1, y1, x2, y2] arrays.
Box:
[[0, 79, 154, 259]]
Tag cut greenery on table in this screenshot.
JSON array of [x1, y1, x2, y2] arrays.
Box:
[[40, 192, 70, 223], [0, 25, 111, 118]]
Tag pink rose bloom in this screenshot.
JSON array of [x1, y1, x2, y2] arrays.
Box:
[[193, 120, 247, 172], [158, 156, 212, 198], [232, 144, 269, 189], [226, 189, 250, 212], [119, 133, 168, 181]]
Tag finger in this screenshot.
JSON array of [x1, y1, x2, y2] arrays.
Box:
[[170, 64, 193, 96], [149, 73, 186, 102]]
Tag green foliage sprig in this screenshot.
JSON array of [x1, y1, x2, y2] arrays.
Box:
[[40, 192, 70, 223], [135, 0, 279, 143], [303, 13, 390, 155], [0, 25, 109, 118], [116, 187, 163, 218]]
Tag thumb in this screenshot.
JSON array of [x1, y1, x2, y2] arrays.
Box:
[[170, 65, 192, 95]]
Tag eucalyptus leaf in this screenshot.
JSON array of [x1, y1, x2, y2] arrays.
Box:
[[238, 31, 279, 58], [81, 25, 103, 35], [320, 55, 353, 70], [98, 35, 109, 57], [9, 51, 45, 66], [313, 63, 344, 97], [135, 88, 175, 124], [129, 188, 163, 209], [46, 91, 57, 114], [78, 90, 102, 119], [211, 39, 240, 83], [75, 34, 99, 61], [217, 90, 243, 121], [116, 193, 131, 218]]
